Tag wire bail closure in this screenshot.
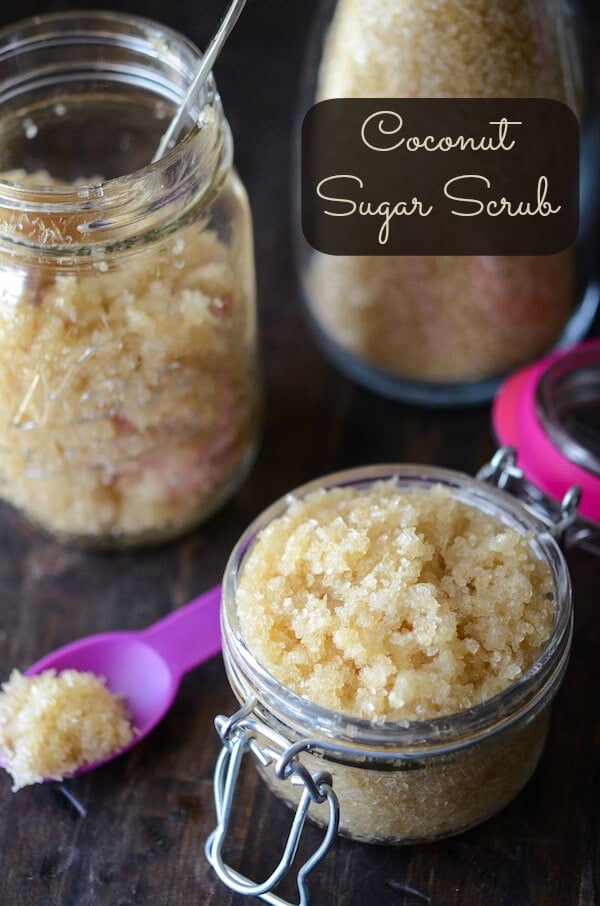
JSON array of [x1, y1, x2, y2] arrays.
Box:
[[477, 446, 593, 548], [205, 697, 340, 906]]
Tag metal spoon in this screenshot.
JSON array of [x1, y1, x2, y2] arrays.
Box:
[[152, 0, 249, 162], [21, 584, 222, 777]]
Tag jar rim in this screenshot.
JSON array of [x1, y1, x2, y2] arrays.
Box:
[[222, 464, 573, 759], [0, 10, 231, 253]]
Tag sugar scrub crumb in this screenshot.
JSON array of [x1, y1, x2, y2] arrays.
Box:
[[0, 669, 135, 790], [237, 483, 553, 722]]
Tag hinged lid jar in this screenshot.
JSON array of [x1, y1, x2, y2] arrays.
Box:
[[206, 458, 584, 903], [205, 341, 600, 902], [0, 12, 260, 546]]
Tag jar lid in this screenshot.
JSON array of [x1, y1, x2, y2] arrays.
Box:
[[492, 339, 600, 527]]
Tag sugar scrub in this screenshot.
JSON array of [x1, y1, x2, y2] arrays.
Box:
[[306, 0, 579, 387], [237, 483, 553, 720], [0, 170, 258, 545], [228, 477, 562, 842], [0, 669, 134, 790]]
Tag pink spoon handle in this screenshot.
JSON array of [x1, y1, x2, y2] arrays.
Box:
[[138, 584, 222, 681]]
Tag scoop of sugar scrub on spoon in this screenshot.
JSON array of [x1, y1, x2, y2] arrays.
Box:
[[0, 585, 222, 788], [152, 0, 249, 162]]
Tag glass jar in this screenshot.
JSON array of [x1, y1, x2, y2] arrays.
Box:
[[297, 0, 599, 406], [0, 11, 260, 546], [206, 465, 573, 902]]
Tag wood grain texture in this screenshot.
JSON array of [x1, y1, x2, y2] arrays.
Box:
[[0, 1, 598, 905]]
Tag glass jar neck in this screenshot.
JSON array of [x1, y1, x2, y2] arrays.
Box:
[[0, 11, 232, 257]]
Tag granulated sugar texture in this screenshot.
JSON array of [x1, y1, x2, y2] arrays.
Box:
[[237, 482, 553, 721], [0, 669, 134, 790], [0, 170, 256, 543]]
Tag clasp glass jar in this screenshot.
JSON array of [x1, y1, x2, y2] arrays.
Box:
[[297, 0, 599, 405], [207, 465, 573, 903], [0, 12, 259, 546]]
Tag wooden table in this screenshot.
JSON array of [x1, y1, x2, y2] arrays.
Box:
[[0, 1, 598, 904]]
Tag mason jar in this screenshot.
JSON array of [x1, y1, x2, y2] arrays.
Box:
[[297, 0, 599, 406], [206, 464, 573, 902], [0, 11, 260, 546]]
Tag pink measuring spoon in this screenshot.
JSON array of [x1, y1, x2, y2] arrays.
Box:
[[23, 584, 222, 777]]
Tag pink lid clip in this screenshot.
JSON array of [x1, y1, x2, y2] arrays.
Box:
[[493, 339, 600, 526]]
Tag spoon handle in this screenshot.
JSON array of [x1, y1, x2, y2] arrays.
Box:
[[152, 0, 249, 162], [139, 584, 222, 679]]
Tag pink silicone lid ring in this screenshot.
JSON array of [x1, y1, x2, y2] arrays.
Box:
[[492, 339, 600, 526]]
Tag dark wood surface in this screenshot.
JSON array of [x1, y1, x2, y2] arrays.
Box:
[[0, 2, 598, 904]]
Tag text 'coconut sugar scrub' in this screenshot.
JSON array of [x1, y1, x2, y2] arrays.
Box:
[[297, 0, 598, 405]]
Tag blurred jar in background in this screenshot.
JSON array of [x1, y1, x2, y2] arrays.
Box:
[[299, 0, 599, 406]]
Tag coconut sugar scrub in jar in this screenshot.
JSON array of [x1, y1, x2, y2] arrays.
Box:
[[299, 0, 598, 405], [0, 12, 259, 546], [206, 464, 575, 901]]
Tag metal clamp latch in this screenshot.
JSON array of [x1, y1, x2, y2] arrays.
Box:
[[205, 697, 340, 906], [477, 446, 598, 550]]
